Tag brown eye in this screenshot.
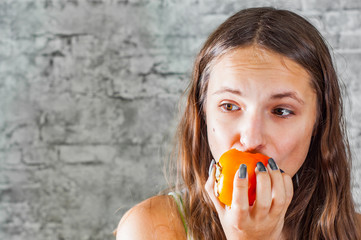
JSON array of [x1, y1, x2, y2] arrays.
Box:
[[272, 108, 294, 117], [226, 104, 233, 111], [220, 103, 240, 112]]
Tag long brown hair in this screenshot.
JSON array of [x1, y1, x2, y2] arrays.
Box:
[[175, 7, 361, 239]]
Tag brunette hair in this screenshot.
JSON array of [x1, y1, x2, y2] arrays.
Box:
[[175, 7, 361, 239]]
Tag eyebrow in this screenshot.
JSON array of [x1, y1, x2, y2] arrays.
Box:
[[212, 87, 305, 105], [212, 87, 243, 96], [271, 91, 305, 105]]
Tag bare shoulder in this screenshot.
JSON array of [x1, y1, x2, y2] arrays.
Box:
[[115, 195, 186, 240]]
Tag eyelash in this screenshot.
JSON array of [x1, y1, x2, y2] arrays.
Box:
[[219, 103, 295, 118]]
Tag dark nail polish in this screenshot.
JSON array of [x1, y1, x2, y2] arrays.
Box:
[[280, 169, 285, 173], [208, 159, 215, 177], [268, 158, 278, 170], [257, 162, 266, 172], [239, 164, 247, 179]]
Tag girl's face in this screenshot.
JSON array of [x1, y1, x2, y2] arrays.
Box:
[[204, 46, 317, 177]]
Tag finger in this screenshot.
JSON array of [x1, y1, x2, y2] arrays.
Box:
[[267, 158, 286, 217], [252, 162, 272, 219], [230, 164, 250, 218], [205, 160, 225, 216], [280, 172, 294, 217]]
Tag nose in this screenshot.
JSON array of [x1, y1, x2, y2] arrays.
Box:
[[238, 111, 265, 152]]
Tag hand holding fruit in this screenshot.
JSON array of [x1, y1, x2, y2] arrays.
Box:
[[215, 149, 269, 206], [205, 149, 294, 240]]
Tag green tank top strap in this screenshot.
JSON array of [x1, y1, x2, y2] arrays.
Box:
[[168, 191, 195, 240], [168, 191, 188, 233]]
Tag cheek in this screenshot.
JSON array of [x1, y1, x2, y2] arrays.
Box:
[[206, 118, 234, 161], [273, 126, 313, 176], [206, 121, 222, 161]]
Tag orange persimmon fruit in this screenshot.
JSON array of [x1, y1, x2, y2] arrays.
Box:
[[215, 149, 269, 206]]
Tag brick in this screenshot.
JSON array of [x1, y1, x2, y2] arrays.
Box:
[[324, 10, 361, 33], [0, 169, 37, 188], [302, 0, 341, 11], [0, 38, 16, 59], [0, 80, 39, 124], [339, 33, 361, 50], [108, 69, 188, 100], [1, 200, 56, 239], [107, 143, 168, 203], [108, 97, 179, 145], [59, 145, 117, 164], [199, 0, 302, 15], [0, 172, 10, 185], [342, 0, 361, 10], [0, 149, 22, 167], [200, 14, 229, 36], [22, 146, 57, 166], [40, 125, 68, 144], [0, 184, 41, 203], [336, 52, 361, 82], [37, 95, 127, 144], [163, 35, 205, 57], [0, 121, 39, 149]]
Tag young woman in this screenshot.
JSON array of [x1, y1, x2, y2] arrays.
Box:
[[115, 7, 361, 239]]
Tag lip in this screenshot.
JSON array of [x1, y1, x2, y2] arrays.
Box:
[[230, 147, 269, 158]]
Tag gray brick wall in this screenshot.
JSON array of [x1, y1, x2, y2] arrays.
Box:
[[1, 0, 360, 239]]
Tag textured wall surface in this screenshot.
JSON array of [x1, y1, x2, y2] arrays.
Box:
[[1, 0, 361, 239]]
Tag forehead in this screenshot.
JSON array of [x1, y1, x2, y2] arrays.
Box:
[[212, 46, 308, 76], [208, 46, 312, 92]]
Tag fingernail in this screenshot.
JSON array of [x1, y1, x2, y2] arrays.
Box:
[[208, 159, 215, 177], [268, 158, 278, 170], [280, 169, 285, 173], [239, 164, 247, 179], [257, 162, 266, 172]]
